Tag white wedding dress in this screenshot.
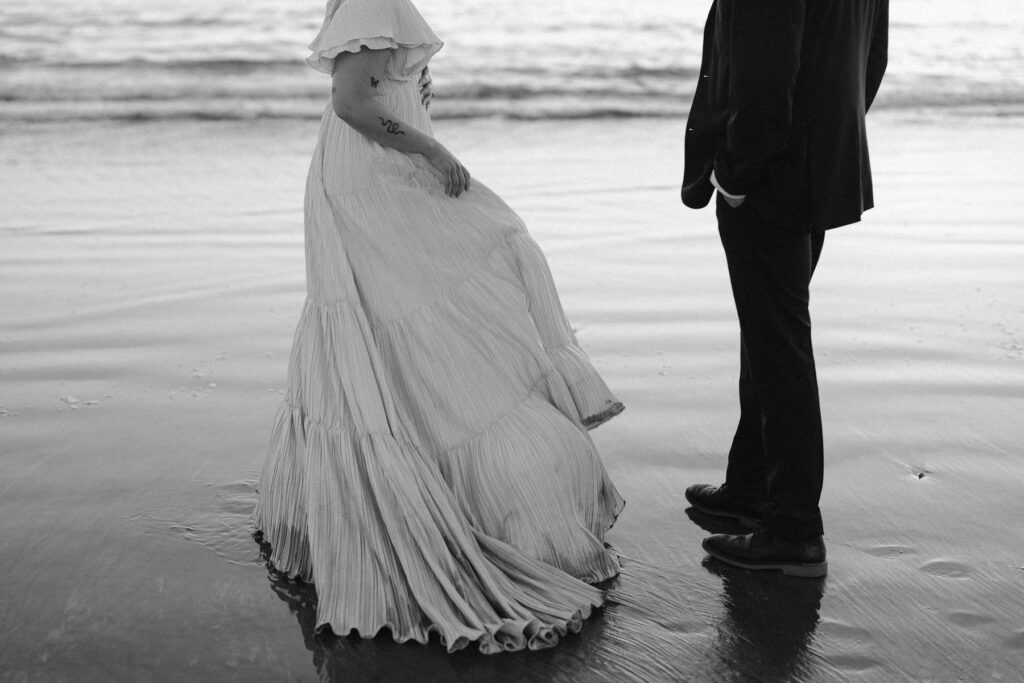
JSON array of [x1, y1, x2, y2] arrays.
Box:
[[254, 0, 625, 653]]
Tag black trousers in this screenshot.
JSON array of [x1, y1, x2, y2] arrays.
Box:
[[716, 194, 826, 541]]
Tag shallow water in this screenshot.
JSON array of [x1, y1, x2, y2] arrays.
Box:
[[1, 115, 1023, 680]]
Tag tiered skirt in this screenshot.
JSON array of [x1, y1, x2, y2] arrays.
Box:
[[255, 112, 624, 653]]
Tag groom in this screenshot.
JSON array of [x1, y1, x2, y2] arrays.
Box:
[[681, 0, 888, 577]]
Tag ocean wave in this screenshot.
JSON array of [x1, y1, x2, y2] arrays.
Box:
[[1, 56, 1022, 124], [0, 56, 306, 71], [0, 61, 699, 110], [0, 56, 699, 80], [0, 100, 685, 124], [3, 94, 1023, 127], [0, 110, 693, 125]]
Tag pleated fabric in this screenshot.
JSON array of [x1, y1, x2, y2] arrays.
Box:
[[306, 0, 442, 77], [254, 0, 625, 653]]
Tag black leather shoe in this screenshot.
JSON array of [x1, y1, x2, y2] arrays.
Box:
[[685, 483, 763, 528], [702, 529, 828, 578]]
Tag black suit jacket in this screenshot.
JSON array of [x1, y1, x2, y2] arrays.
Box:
[[681, 0, 888, 231]]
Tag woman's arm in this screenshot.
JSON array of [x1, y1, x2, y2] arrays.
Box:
[[331, 49, 469, 197]]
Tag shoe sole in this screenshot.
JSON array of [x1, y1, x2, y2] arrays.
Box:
[[687, 500, 761, 529], [703, 543, 828, 578]]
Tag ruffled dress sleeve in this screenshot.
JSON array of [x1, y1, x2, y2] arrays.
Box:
[[307, 0, 443, 78]]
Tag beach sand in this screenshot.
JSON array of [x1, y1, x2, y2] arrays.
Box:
[[1, 114, 1023, 681]]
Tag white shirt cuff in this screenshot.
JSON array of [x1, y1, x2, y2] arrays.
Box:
[[710, 169, 747, 201]]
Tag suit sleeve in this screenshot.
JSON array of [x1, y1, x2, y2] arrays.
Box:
[[713, 0, 806, 196], [865, 0, 888, 112]]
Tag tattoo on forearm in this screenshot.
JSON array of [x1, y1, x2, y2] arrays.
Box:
[[378, 117, 406, 135]]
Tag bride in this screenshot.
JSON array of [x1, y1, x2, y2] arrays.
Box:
[[254, 0, 624, 653]]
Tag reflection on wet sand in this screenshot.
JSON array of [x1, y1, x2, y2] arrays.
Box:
[[258, 519, 829, 682], [256, 533, 596, 681], [258, 536, 334, 677], [258, 532, 682, 682], [259, 521, 723, 682], [704, 559, 825, 682], [684, 505, 826, 680]]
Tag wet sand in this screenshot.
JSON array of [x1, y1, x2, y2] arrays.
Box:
[[2, 114, 1023, 681]]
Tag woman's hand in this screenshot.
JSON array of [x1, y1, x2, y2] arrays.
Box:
[[425, 143, 470, 197], [419, 67, 433, 109], [333, 51, 464, 197]]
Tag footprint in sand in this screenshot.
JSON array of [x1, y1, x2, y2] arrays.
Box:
[[825, 654, 882, 673], [944, 611, 997, 628], [818, 619, 873, 642], [818, 620, 880, 673], [861, 544, 916, 559], [919, 559, 972, 579], [60, 395, 100, 408]]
